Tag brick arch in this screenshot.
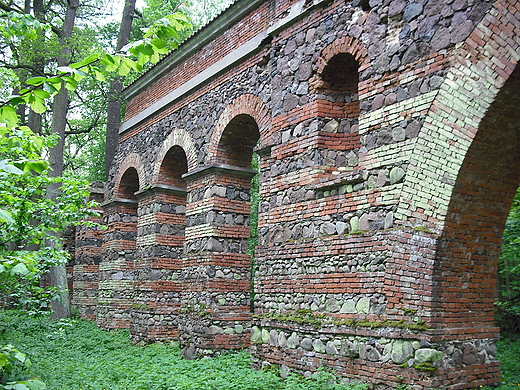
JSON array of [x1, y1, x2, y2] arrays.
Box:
[[207, 93, 271, 163], [152, 128, 198, 183], [399, 0, 520, 229], [314, 36, 369, 77], [393, 0, 519, 345], [114, 153, 145, 198]]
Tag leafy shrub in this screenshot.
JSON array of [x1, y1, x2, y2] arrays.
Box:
[[0, 310, 366, 390], [0, 344, 46, 390], [498, 188, 520, 334]]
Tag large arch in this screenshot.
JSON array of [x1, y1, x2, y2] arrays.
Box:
[[398, 0, 520, 229], [386, 1, 520, 384], [433, 64, 520, 328]]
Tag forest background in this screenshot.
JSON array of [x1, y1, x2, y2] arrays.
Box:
[[0, 0, 236, 318]]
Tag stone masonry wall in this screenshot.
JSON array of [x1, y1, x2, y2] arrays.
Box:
[[71, 0, 520, 389]]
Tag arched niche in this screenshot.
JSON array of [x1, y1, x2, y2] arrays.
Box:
[[215, 114, 260, 168]]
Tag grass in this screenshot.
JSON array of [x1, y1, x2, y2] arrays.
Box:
[[0, 310, 366, 390], [486, 337, 520, 390], [0, 310, 519, 390]]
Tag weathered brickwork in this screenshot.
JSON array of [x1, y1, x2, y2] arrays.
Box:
[[71, 182, 104, 320], [70, 0, 520, 388]]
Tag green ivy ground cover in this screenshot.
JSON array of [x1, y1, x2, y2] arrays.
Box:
[[0, 310, 366, 390], [1, 310, 519, 390]]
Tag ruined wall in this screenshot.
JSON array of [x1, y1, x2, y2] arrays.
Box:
[[72, 0, 520, 388]]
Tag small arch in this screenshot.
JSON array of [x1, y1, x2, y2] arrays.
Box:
[[215, 114, 260, 168], [312, 37, 367, 123], [152, 129, 195, 188], [117, 167, 140, 200], [114, 152, 145, 199], [208, 94, 271, 163], [157, 146, 189, 188], [320, 52, 359, 94], [153, 128, 198, 179], [314, 36, 368, 78]]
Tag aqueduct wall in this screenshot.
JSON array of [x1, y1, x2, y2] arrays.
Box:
[[71, 0, 520, 388]]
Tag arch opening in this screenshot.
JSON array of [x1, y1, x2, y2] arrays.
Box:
[[433, 65, 520, 332], [319, 52, 360, 123], [117, 167, 140, 200], [158, 145, 189, 188], [130, 145, 189, 343], [215, 114, 260, 168]]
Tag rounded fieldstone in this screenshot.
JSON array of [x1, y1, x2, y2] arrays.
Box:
[[301, 337, 314, 351], [360, 345, 381, 362], [287, 332, 299, 349], [336, 222, 348, 235], [391, 340, 415, 364], [372, 94, 385, 110], [389, 166, 405, 184], [320, 222, 337, 235], [359, 214, 370, 231], [269, 329, 278, 346], [356, 297, 371, 314], [326, 341, 339, 355], [313, 339, 326, 353], [388, 0, 407, 18], [340, 300, 357, 314], [403, 3, 423, 22], [326, 299, 341, 312], [278, 332, 287, 348], [415, 348, 443, 363], [261, 329, 270, 343]]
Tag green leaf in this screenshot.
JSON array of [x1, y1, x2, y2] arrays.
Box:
[[11, 263, 29, 275], [121, 58, 138, 71], [0, 352, 9, 367], [9, 383, 30, 390], [136, 43, 154, 55], [150, 52, 160, 64], [63, 76, 78, 91], [28, 95, 46, 114], [47, 77, 62, 84], [89, 66, 106, 81], [0, 209, 14, 223], [24, 160, 49, 173], [151, 38, 167, 49], [0, 105, 18, 125], [33, 89, 51, 99], [118, 62, 131, 76], [43, 82, 59, 94], [0, 160, 24, 175], [13, 351, 26, 363], [69, 53, 99, 69], [100, 54, 120, 72], [25, 76, 45, 86], [9, 96, 25, 106], [25, 379, 46, 390]]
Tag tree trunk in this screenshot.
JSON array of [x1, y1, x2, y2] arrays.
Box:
[[48, 0, 79, 320], [105, 0, 137, 178]]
